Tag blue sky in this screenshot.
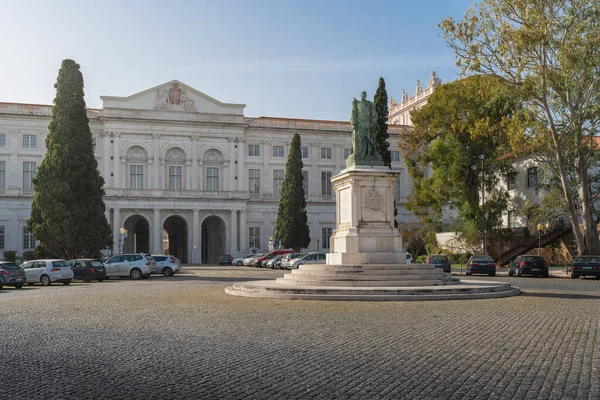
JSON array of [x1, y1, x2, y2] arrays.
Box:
[[0, 0, 474, 121]]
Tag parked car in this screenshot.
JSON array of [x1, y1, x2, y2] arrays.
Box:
[[67, 259, 107, 282], [571, 255, 600, 279], [103, 253, 155, 280], [20, 259, 74, 286], [253, 250, 294, 267], [232, 254, 254, 266], [0, 261, 26, 289], [217, 254, 234, 265], [290, 252, 327, 269], [426, 254, 451, 273], [150, 255, 181, 276], [406, 253, 414, 264], [264, 254, 286, 268], [508, 255, 548, 278], [244, 253, 265, 266], [281, 253, 306, 269], [466, 255, 496, 276]]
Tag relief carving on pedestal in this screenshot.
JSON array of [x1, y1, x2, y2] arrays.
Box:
[[365, 188, 384, 213]]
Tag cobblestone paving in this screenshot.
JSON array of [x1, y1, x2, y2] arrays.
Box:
[[1, 266, 598, 400]]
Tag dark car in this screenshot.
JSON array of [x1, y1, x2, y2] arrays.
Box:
[[466, 255, 496, 276], [68, 259, 107, 282], [218, 255, 234, 265], [571, 255, 600, 279], [426, 254, 451, 273], [508, 255, 548, 278], [0, 261, 26, 289]]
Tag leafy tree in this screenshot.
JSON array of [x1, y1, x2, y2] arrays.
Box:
[[401, 75, 520, 250], [373, 77, 391, 167], [27, 59, 111, 260], [441, 0, 600, 255], [275, 133, 311, 252]]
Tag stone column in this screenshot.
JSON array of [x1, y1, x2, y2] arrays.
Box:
[[8, 132, 18, 189], [263, 140, 271, 194], [191, 136, 199, 190], [228, 138, 236, 191], [113, 207, 121, 254], [334, 144, 342, 171], [230, 210, 238, 254], [185, 159, 192, 190], [8, 208, 18, 252], [112, 133, 121, 189], [102, 132, 111, 186], [192, 209, 200, 264], [237, 139, 246, 191], [153, 208, 161, 254], [239, 210, 247, 253], [152, 134, 160, 189]]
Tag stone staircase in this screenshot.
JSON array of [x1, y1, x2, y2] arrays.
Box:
[[225, 263, 520, 301]]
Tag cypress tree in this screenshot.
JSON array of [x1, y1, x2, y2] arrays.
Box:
[[373, 77, 391, 167], [275, 133, 311, 252], [27, 59, 111, 259]]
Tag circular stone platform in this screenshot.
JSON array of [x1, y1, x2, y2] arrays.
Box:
[[225, 263, 520, 301]]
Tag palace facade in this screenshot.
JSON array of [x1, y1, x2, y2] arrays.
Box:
[[0, 79, 432, 264]]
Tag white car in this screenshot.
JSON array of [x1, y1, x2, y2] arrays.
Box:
[[103, 253, 156, 280], [264, 254, 286, 268], [20, 259, 74, 286], [406, 253, 414, 263], [243, 254, 264, 266], [151, 254, 181, 276], [232, 254, 254, 266], [280, 253, 306, 269], [289, 252, 327, 269]]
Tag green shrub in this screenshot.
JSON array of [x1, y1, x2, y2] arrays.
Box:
[[416, 255, 427, 264], [3, 250, 16, 262], [23, 251, 35, 261]]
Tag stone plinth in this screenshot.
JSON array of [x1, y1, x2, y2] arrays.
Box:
[[326, 166, 404, 265]]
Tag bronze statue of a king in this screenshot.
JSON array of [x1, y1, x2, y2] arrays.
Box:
[[346, 91, 384, 168]]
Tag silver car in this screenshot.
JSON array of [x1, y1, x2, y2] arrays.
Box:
[[280, 253, 306, 269], [151, 255, 181, 276], [264, 254, 286, 269], [243, 254, 264, 266], [20, 259, 74, 286], [103, 253, 156, 280], [232, 254, 254, 266], [289, 252, 327, 269]]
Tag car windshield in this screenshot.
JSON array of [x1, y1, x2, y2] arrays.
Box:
[[472, 256, 493, 262], [91, 261, 104, 267], [523, 256, 544, 262], [575, 256, 600, 263], [0, 263, 19, 269], [52, 261, 70, 268], [429, 256, 447, 262]]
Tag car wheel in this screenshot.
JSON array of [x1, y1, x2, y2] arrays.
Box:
[[40, 275, 52, 286], [130, 268, 143, 280], [0, 282, 3, 289], [236, 261, 243, 266], [163, 267, 174, 277], [544, 273, 549, 278], [466, 272, 471, 276], [82, 274, 92, 283], [508, 271, 514, 276], [14, 283, 23, 289], [517, 268, 522, 277], [571, 274, 578, 279], [490, 272, 496, 277], [98, 278, 104, 282], [62, 280, 71, 285]]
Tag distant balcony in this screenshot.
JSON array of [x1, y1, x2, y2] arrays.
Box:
[[105, 189, 250, 200]]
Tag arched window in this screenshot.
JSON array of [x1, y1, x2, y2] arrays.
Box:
[[125, 146, 149, 190], [164, 147, 187, 191], [203, 149, 224, 192]]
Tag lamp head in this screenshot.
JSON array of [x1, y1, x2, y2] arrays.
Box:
[[537, 223, 543, 232], [120, 227, 126, 235]]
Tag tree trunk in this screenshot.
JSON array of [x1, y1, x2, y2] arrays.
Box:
[[578, 163, 600, 255]]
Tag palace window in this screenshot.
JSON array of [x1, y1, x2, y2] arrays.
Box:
[[300, 147, 308, 159], [23, 162, 36, 190], [391, 151, 400, 163], [248, 144, 260, 157], [0, 161, 5, 189], [168, 166, 182, 190], [321, 227, 332, 250], [249, 169, 260, 194], [302, 170, 309, 197], [273, 145, 284, 158], [394, 176, 401, 199], [527, 167, 538, 188], [273, 170, 284, 196], [206, 167, 219, 191], [23, 226, 35, 250], [130, 165, 143, 190], [507, 173, 516, 191], [23, 135, 37, 148], [0, 134, 5, 147], [344, 148, 351, 160], [321, 148, 332, 160], [249, 227, 260, 249], [321, 171, 332, 196]]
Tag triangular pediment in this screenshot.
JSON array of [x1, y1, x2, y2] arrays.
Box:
[[100, 80, 245, 115]]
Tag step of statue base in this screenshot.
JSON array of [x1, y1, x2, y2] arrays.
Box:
[[225, 280, 520, 301]]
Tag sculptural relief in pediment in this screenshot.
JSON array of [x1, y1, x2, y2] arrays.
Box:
[[155, 83, 197, 112]]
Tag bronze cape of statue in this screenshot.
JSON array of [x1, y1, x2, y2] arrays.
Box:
[[346, 91, 384, 168]]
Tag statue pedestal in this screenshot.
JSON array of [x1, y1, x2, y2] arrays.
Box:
[[326, 166, 404, 265]]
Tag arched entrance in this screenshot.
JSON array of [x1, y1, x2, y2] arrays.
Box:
[[123, 215, 150, 254], [163, 215, 188, 263], [201, 216, 227, 264]]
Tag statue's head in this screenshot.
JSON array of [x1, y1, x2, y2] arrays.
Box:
[[360, 91, 367, 101]]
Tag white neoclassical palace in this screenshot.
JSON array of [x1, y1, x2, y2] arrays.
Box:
[[0, 79, 439, 264]]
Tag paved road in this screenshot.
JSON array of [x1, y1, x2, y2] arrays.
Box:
[[1, 266, 598, 400]]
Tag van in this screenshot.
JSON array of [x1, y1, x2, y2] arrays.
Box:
[[405, 253, 414, 264], [254, 250, 293, 267]]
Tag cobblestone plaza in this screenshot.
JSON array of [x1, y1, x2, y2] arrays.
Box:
[[1, 267, 598, 399]]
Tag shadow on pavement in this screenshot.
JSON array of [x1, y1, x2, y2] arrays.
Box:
[[520, 291, 600, 300]]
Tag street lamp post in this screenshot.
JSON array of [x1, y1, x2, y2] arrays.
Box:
[[480, 154, 486, 255], [537, 223, 543, 255], [317, 238, 320, 253], [119, 227, 126, 253]]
